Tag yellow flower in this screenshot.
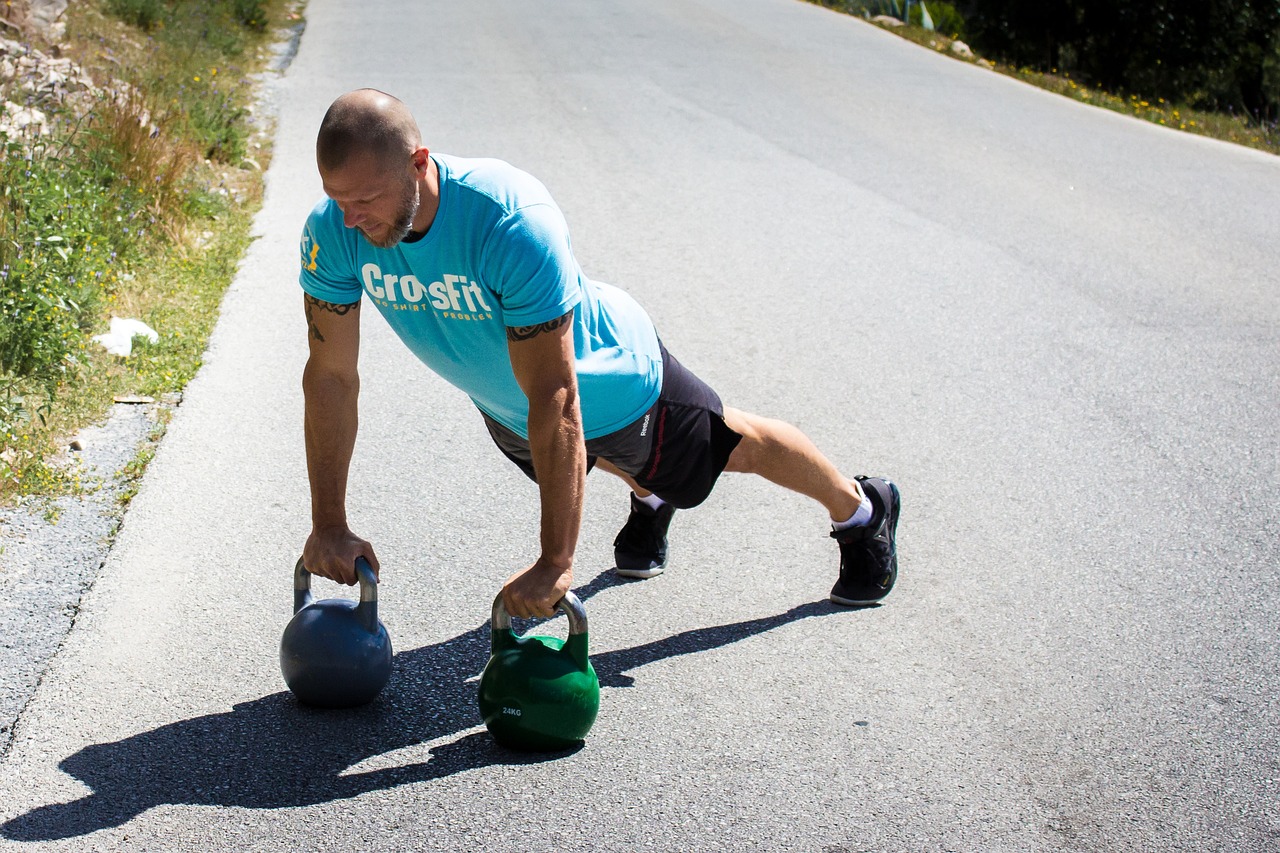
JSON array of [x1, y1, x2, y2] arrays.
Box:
[[194, 76, 201, 82]]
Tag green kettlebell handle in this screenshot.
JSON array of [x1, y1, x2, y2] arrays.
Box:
[[293, 556, 379, 632], [490, 589, 588, 636]]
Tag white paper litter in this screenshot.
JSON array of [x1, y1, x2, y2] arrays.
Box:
[[92, 317, 159, 357]]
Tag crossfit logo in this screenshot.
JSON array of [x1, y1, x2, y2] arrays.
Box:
[[361, 263, 493, 321], [300, 233, 319, 272]]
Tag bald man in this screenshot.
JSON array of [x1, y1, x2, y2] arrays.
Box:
[[299, 89, 900, 618]]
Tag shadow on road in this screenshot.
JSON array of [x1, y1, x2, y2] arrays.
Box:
[[2, 569, 851, 841]]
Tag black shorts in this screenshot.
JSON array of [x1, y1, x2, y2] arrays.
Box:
[[482, 346, 742, 509]]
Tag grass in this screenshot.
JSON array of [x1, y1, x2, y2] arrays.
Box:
[[0, 0, 297, 503], [811, 2, 1280, 157]]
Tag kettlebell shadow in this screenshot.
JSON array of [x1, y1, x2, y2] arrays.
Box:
[[1, 570, 844, 843]]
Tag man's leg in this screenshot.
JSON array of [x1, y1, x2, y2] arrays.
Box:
[[720, 407, 863, 522], [719, 406, 900, 605], [597, 459, 675, 579]]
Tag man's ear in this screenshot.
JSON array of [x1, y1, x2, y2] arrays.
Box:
[[411, 147, 431, 177]]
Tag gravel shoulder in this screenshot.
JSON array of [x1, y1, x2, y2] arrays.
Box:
[[0, 402, 163, 756], [0, 14, 303, 762]]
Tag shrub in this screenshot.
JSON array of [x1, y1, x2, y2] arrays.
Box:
[[925, 2, 966, 39]]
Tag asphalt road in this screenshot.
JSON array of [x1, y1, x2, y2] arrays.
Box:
[[2, 0, 1278, 850]]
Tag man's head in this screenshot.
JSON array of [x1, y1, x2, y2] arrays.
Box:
[[317, 89, 427, 248]]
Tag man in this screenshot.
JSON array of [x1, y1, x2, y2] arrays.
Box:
[[299, 89, 900, 619]]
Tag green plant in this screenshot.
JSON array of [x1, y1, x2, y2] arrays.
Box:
[[104, 0, 163, 30], [0, 0, 287, 503], [925, 2, 966, 39]]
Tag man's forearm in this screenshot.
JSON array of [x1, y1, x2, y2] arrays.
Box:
[[303, 363, 359, 528], [526, 389, 586, 569]]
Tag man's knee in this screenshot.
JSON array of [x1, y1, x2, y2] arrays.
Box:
[[722, 407, 766, 473]]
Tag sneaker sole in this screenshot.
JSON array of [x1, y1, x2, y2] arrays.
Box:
[[829, 582, 892, 607], [829, 595, 879, 606], [614, 564, 666, 579]]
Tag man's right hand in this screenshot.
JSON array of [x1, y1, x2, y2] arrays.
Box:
[[302, 526, 380, 585]]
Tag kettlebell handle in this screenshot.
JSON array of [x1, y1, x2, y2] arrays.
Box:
[[490, 589, 588, 636], [293, 556, 378, 630]]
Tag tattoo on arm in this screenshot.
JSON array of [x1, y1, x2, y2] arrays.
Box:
[[506, 311, 572, 342], [304, 293, 359, 343]]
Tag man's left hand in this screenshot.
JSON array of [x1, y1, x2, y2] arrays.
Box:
[[502, 557, 573, 619]]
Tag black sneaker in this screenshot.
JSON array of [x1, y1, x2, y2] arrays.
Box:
[[829, 476, 901, 606], [614, 493, 676, 578]]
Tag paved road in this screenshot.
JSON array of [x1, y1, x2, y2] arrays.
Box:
[[3, 0, 1278, 850]]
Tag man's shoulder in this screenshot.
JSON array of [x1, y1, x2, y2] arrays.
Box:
[[436, 154, 556, 215], [299, 197, 361, 295], [303, 196, 344, 231]]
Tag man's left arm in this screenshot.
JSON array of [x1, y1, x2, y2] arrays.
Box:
[[500, 310, 586, 619]]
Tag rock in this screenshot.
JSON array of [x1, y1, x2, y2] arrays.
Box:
[[2, 0, 67, 40], [871, 15, 904, 28], [0, 35, 111, 144], [69, 440, 83, 452], [978, 58, 994, 69], [28, 0, 69, 34], [950, 40, 974, 60], [0, 99, 48, 136]]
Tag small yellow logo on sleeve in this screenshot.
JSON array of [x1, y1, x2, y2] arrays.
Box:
[[300, 233, 321, 272]]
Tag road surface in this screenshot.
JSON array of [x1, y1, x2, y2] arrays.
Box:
[[2, 0, 1277, 850]]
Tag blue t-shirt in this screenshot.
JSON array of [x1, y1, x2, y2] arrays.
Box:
[[299, 154, 662, 439]]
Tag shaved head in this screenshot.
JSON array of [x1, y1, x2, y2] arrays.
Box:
[[317, 89, 422, 174]]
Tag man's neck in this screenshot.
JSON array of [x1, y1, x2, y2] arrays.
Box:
[[410, 156, 441, 236]]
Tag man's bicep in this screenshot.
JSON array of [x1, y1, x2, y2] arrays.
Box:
[[303, 293, 361, 371], [506, 310, 576, 399]]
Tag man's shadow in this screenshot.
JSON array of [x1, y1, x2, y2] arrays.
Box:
[[3, 569, 854, 842]]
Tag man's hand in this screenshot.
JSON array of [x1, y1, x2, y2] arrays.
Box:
[[303, 525, 380, 585], [502, 557, 573, 619]]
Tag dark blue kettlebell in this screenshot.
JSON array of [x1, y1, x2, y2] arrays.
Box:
[[280, 556, 392, 708], [477, 590, 600, 751]]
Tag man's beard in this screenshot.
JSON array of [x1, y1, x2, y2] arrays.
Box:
[[364, 178, 420, 249]]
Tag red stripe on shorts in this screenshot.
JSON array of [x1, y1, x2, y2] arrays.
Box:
[[643, 406, 668, 480]]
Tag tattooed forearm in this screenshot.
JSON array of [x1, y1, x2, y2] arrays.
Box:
[[507, 311, 572, 342], [304, 293, 359, 343]]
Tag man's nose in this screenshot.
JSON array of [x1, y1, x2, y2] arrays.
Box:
[[342, 207, 365, 229]]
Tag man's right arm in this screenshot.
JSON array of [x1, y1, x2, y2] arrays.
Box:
[[301, 292, 379, 585]]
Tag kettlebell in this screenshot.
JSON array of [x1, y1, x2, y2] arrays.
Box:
[[280, 556, 393, 708], [477, 590, 600, 751]]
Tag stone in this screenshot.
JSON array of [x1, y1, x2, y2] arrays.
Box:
[[871, 15, 904, 28], [0, 34, 112, 144], [28, 0, 69, 33], [0, 98, 48, 136], [950, 40, 974, 60]]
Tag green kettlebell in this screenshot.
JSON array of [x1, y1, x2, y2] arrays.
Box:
[[477, 590, 600, 751]]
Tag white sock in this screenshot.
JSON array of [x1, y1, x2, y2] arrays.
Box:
[[832, 492, 875, 530], [634, 492, 666, 511]]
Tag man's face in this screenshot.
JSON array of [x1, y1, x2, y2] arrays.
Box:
[[321, 153, 420, 249]]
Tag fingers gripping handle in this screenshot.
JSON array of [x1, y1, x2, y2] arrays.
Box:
[[490, 589, 588, 635], [294, 556, 379, 631]]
